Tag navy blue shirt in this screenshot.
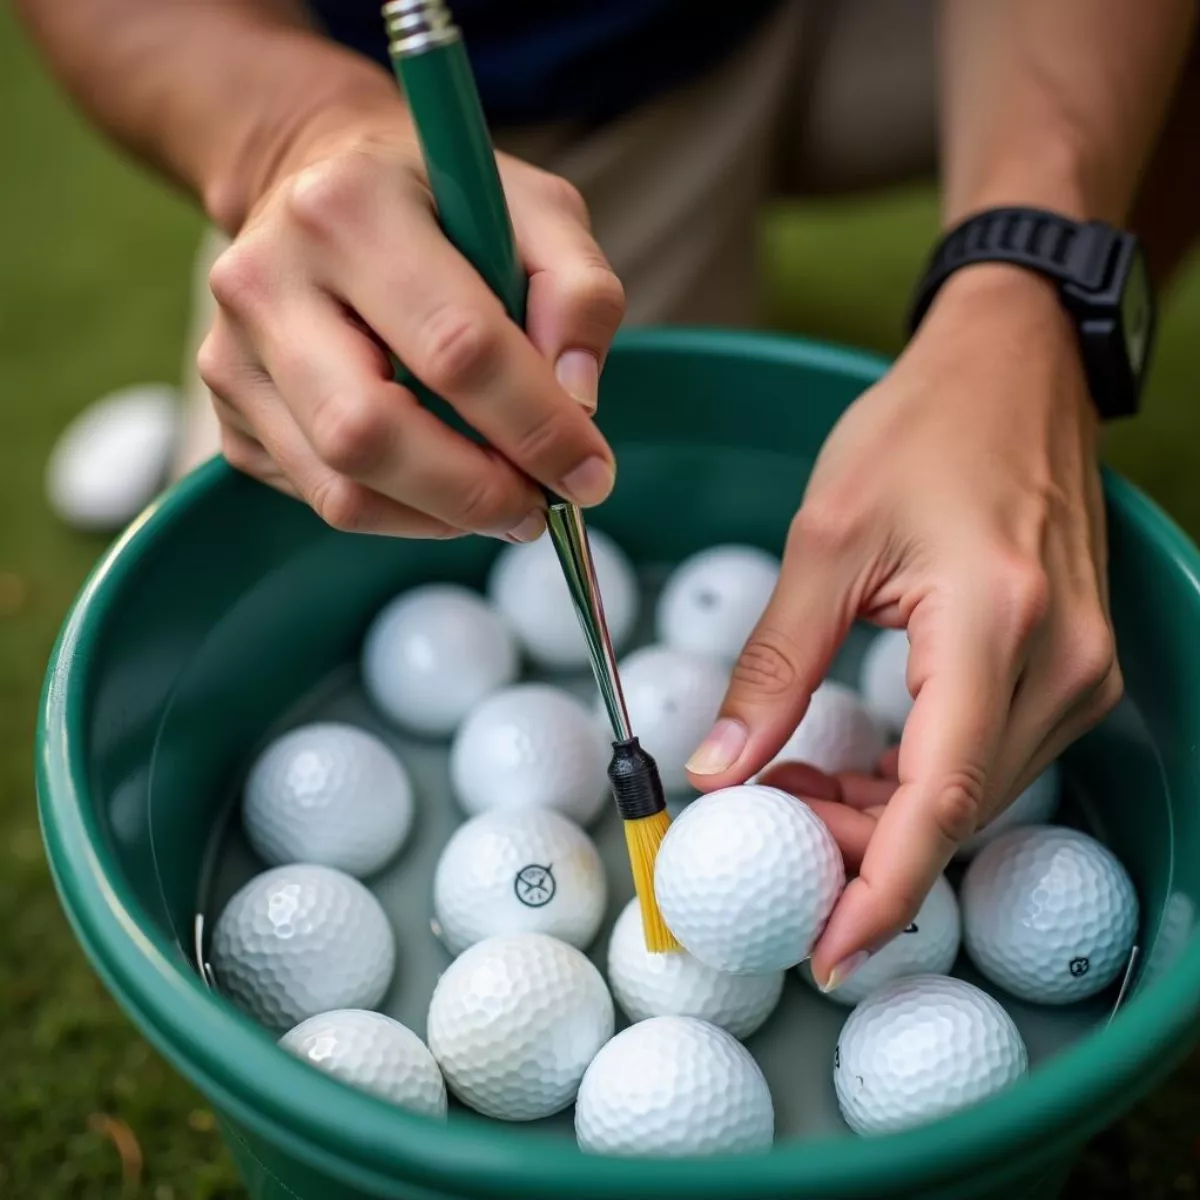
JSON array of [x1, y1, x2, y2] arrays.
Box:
[[308, 1, 781, 127]]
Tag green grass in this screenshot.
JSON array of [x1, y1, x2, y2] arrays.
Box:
[[3, 5, 1200, 1197]]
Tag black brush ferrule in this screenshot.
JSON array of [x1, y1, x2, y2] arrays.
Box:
[[608, 737, 666, 821]]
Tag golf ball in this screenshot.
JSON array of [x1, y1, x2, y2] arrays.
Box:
[[575, 1016, 774, 1157], [426, 933, 614, 1120], [212, 864, 395, 1030], [801, 874, 961, 1007], [362, 584, 518, 737], [953, 763, 1062, 861], [242, 722, 413, 878], [758, 680, 886, 778], [433, 808, 607, 954], [654, 785, 844, 974], [834, 975, 1027, 1135], [279, 1009, 446, 1117], [858, 628, 912, 735], [606, 897, 784, 1039], [655, 545, 780, 662], [961, 825, 1138, 1005], [450, 683, 609, 825], [609, 645, 728, 793], [487, 528, 638, 669]]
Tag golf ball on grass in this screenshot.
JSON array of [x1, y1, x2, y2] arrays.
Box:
[[961, 825, 1138, 1005], [279, 1010, 446, 1118], [654, 785, 844, 974], [432, 808, 607, 954], [953, 763, 1062, 861], [362, 584, 518, 737], [575, 1016, 774, 1158], [450, 683, 609, 825], [606, 897, 784, 1039], [426, 933, 614, 1121], [242, 722, 413, 878], [212, 864, 395, 1030], [758, 680, 886, 778], [834, 975, 1028, 1136]]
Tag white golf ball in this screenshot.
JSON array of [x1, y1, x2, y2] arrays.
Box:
[[953, 763, 1062, 861], [487, 528, 638, 670], [450, 683, 609, 825], [279, 1010, 446, 1118], [654, 785, 844, 974], [961, 825, 1138, 1005], [362, 584, 518, 737], [801, 874, 961, 1007], [758, 680, 886, 778], [242, 723, 413, 878], [575, 1015, 774, 1157], [606, 898, 783, 1039], [858, 628, 912, 735], [655, 545, 780, 662], [607, 645, 728, 793], [212, 864, 395, 1029], [433, 808, 607, 955], [834, 974, 1027, 1135], [426, 933, 614, 1121]]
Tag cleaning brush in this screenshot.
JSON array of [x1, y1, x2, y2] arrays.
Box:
[[382, 0, 680, 952]]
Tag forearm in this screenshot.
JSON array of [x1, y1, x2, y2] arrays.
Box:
[[13, 0, 403, 232], [939, 0, 1196, 225]]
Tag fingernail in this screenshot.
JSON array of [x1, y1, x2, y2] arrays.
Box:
[[685, 719, 748, 776], [820, 951, 870, 994], [556, 350, 599, 413], [504, 510, 546, 543], [559, 456, 614, 506]]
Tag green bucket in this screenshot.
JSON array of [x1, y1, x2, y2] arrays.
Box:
[[37, 328, 1200, 1200]]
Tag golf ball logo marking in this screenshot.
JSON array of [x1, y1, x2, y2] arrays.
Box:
[[904, 922, 918, 934], [514, 864, 556, 908], [1070, 957, 1090, 977]]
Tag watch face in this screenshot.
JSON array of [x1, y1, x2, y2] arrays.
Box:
[[1121, 249, 1152, 377]]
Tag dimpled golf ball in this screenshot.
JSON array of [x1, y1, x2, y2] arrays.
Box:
[[961, 825, 1138, 1005], [858, 628, 912, 735], [212, 864, 395, 1029], [242, 723, 413, 878], [426, 933, 614, 1120], [834, 975, 1027, 1135], [487, 528, 638, 669], [362, 584, 518, 737], [801, 874, 961, 1007], [655, 545, 780, 662], [450, 683, 609, 825], [279, 1009, 447, 1117], [654, 785, 844, 974], [575, 1016, 774, 1157], [608, 645, 728, 793], [758, 680, 886, 778], [606, 898, 784, 1039], [433, 808, 607, 954], [953, 763, 1062, 861]]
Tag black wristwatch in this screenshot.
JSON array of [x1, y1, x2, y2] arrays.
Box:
[[907, 207, 1155, 420]]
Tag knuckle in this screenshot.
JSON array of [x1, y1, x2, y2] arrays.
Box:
[[285, 154, 372, 240], [788, 500, 859, 560], [1066, 617, 1118, 696], [990, 553, 1051, 643], [308, 393, 389, 476], [208, 243, 271, 316], [415, 304, 505, 395], [310, 474, 370, 534], [539, 172, 589, 222], [729, 627, 803, 699], [509, 406, 569, 468], [931, 766, 987, 845], [571, 264, 626, 331], [1089, 662, 1125, 721], [195, 333, 232, 397], [452, 470, 518, 531]]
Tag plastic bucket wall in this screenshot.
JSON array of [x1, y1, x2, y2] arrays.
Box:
[[38, 329, 1200, 1200]]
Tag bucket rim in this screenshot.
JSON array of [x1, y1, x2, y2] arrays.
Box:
[[37, 326, 1200, 1197]]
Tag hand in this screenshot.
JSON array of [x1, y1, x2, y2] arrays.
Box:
[[198, 100, 624, 540], [685, 264, 1122, 990]]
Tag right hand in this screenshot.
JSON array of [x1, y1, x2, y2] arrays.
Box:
[[199, 104, 625, 541]]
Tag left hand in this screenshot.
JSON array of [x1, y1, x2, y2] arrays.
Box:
[[683, 264, 1124, 991]]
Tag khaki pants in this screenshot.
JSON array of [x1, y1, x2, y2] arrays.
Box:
[[176, 0, 937, 475]]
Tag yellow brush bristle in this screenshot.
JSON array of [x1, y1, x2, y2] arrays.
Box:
[[623, 809, 681, 953]]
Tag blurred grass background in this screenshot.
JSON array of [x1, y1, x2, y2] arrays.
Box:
[[3, 3, 1199, 1196]]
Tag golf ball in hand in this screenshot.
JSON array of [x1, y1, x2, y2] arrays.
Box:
[[427, 933, 614, 1120], [953, 763, 1062, 861], [654, 785, 844, 974], [433, 808, 607, 954], [834, 975, 1027, 1135], [962, 825, 1138, 1004], [242, 722, 413, 878], [212, 864, 395, 1029], [858, 628, 912, 735], [655, 545, 779, 662], [362, 584, 518, 737], [279, 1009, 446, 1117], [575, 1016, 774, 1157], [758, 680, 886, 778], [606, 897, 784, 1039]]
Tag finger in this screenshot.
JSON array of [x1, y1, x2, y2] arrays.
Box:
[[218, 425, 301, 498], [755, 762, 842, 803], [877, 745, 901, 779], [836, 772, 899, 810], [803, 800, 885, 873]]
